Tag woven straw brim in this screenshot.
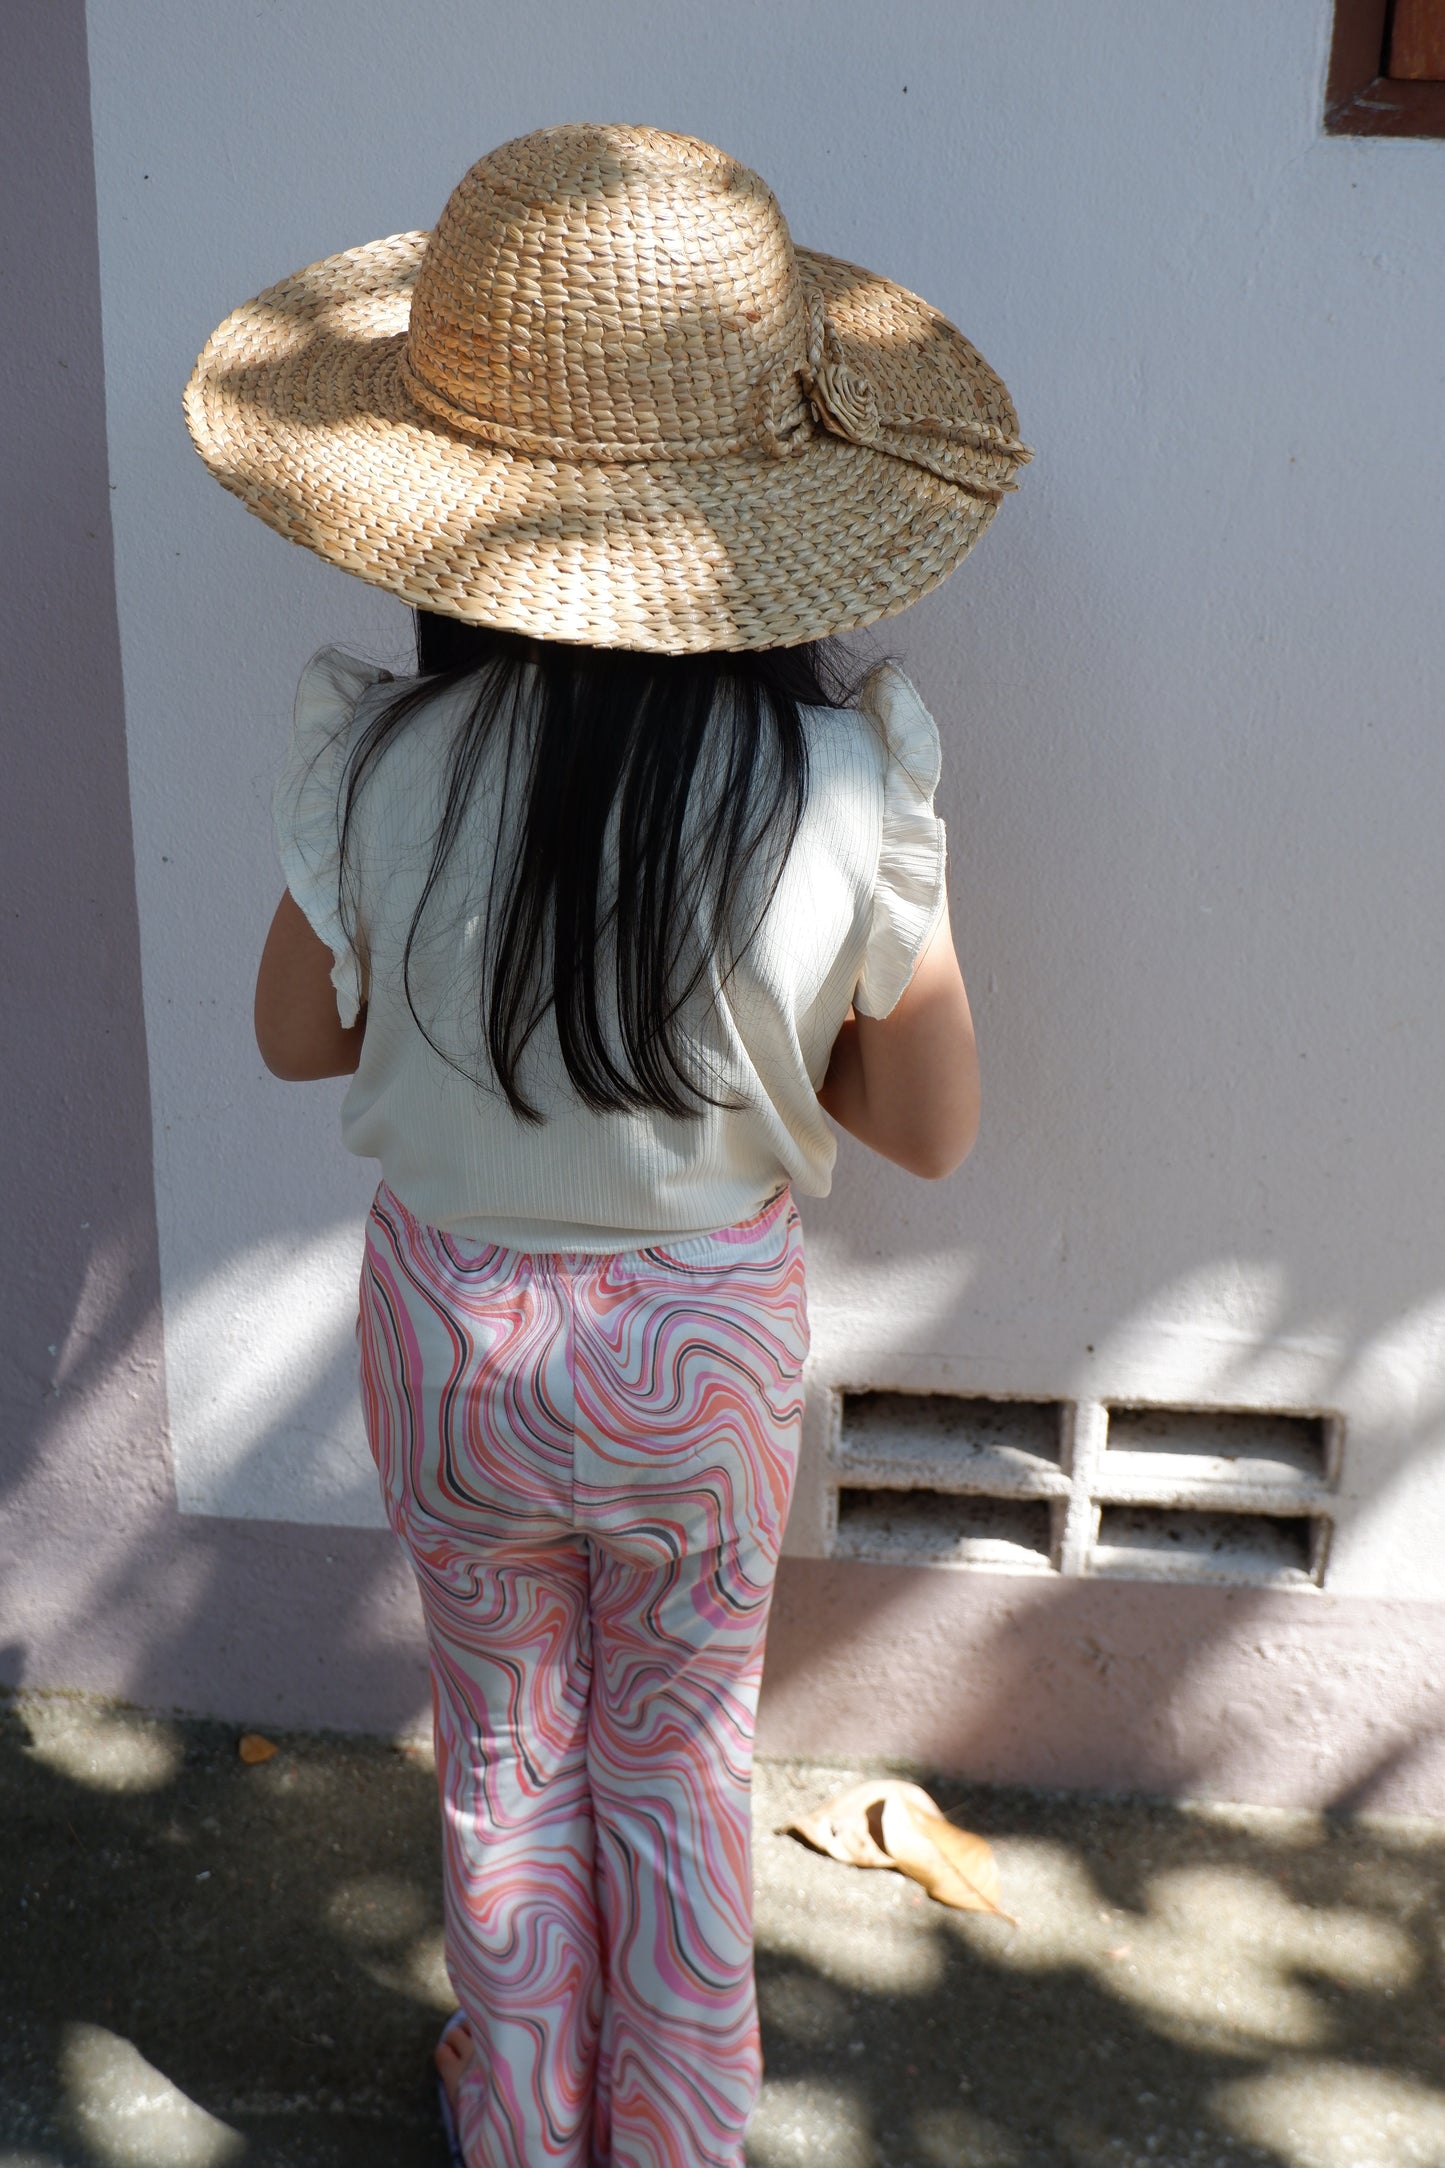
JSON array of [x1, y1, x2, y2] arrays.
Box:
[[184, 234, 1018, 654]]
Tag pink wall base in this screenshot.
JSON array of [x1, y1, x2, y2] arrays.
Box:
[[12, 1537, 1445, 1817], [758, 1559, 1445, 1815]]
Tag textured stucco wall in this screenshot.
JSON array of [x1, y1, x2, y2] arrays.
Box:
[[4, 0, 1443, 1809], [760, 1568, 1445, 1812], [0, 0, 421, 1734]]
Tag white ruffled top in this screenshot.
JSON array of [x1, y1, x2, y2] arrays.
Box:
[[274, 647, 948, 1249]]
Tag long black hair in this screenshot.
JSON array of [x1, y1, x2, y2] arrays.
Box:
[[336, 611, 868, 1122]]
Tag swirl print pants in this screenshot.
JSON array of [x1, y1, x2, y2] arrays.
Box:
[[357, 1181, 808, 2168]]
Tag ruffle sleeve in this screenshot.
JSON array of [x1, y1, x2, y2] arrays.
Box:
[[852, 663, 949, 1019], [272, 645, 391, 1029]]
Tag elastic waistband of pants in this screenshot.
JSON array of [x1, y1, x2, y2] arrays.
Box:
[[370, 1179, 797, 1275]]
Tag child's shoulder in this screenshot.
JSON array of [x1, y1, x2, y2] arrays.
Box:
[[800, 664, 942, 793], [294, 645, 395, 744]]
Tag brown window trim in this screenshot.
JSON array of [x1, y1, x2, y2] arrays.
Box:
[[1326, 0, 1445, 135]]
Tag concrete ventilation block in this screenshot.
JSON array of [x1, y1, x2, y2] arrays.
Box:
[[829, 1393, 1071, 1572], [824, 1392, 1341, 1586], [1093, 1404, 1339, 1587]]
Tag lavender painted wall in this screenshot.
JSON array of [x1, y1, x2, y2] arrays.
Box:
[[3, 1, 1443, 1812], [1, 0, 170, 1689], [0, 0, 423, 1731], [760, 1568, 1445, 1814]]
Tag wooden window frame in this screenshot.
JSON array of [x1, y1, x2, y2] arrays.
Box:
[[1326, 0, 1445, 136]]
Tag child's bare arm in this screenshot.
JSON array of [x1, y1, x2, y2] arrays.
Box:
[[818, 904, 979, 1179], [254, 890, 367, 1081]]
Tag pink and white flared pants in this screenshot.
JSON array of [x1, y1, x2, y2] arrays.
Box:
[[357, 1181, 808, 2168]]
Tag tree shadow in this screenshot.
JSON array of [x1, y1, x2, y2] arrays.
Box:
[[0, 1695, 451, 2164], [7, 1701, 1441, 2167], [749, 1760, 1445, 2167]]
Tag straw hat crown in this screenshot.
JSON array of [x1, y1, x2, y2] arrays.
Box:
[[402, 126, 814, 464], [184, 121, 1029, 651]]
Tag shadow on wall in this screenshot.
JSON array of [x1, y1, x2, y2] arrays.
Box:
[[4, 1698, 1444, 2166], [759, 1564, 1445, 1821], [0, 0, 433, 1747], [7, 1130, 1445, 1804], [5, 0, 1442, 1795], [0, 1185, 430, 1738]]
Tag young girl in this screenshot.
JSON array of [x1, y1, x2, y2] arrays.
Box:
[[186, 121, 1027, 2168]]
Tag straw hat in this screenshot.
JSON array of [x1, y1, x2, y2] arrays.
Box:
[[184, 122, 1030, 653]]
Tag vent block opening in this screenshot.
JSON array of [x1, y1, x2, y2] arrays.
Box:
[[836, 1393, 1068, 1498], [1109, 1404, 1334, 1491], [1091, 1504, 1321, 1587], [835, 1488, 1054, 1571]]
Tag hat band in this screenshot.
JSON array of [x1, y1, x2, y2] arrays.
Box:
[[399, 323, 1031, 499], [400, 345, 770, 465]]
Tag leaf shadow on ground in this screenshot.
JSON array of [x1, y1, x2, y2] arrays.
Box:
[[2, 1704, 1444, 2168], [749, 1763, 1445, 2168], [0, 1697, 452, 2167]]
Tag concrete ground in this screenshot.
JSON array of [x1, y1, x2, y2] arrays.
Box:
[[2, 1694, 1443, 2168]]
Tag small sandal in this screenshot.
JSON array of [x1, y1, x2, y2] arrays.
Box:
[[435, 2009, 470, 2167]]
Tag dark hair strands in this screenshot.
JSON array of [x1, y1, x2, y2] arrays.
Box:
[[336, 611, 876, 1123]]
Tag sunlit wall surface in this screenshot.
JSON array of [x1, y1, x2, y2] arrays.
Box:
[[4, 0, 1442, 1809]]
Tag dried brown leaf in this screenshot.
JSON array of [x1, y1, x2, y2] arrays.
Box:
[[237, 1732, 278, 1765], [782, 1778, 939, 1869], [880, 1794, 1012, 1919], [781, 1778, 1011, 1919]]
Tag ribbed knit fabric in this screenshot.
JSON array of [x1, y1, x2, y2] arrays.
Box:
[[274, 648, 947, 1249]]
